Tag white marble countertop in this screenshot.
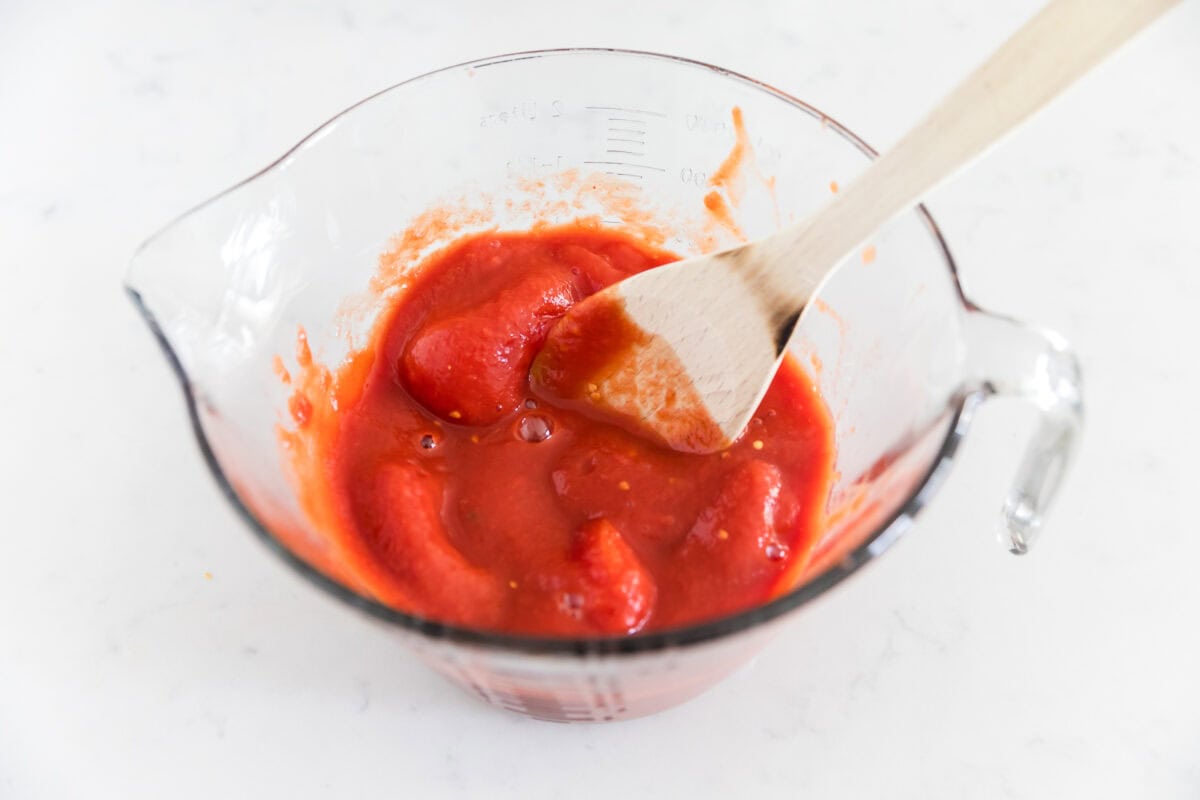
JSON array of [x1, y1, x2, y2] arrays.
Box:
[[3, 1, 1198, 797]]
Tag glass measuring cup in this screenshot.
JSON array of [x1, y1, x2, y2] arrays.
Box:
[[126, 49, 1082, 722]]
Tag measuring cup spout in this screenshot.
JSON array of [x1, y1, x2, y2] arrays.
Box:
[[125, 190, 296, 389]]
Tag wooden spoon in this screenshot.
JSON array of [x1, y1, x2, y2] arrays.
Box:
[[530, 0, 1177, 453]]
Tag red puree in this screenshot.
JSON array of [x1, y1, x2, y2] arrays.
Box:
[[289, 224, 835, 635]]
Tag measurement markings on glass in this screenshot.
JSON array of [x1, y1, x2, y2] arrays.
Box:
[[581, 161, 666, 171], [586, 105, 667, 180], [581, 160, 667, 181], [585, 105, 668, 117]]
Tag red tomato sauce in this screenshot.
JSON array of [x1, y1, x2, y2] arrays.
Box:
[[291, 224, 835, 636]]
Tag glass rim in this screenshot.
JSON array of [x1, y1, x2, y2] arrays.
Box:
[[126, 47, 976, 657]]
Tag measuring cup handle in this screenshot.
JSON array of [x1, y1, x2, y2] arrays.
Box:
[[963, 308, 1084, 553]]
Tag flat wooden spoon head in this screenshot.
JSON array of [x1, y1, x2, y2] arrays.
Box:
[[530, 244, 807, 452]]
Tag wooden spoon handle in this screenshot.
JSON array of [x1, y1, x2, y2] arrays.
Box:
[[762, 0, 1179, 309]]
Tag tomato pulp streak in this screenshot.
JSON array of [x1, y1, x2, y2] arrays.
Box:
[[318, 225, 835, 635]]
